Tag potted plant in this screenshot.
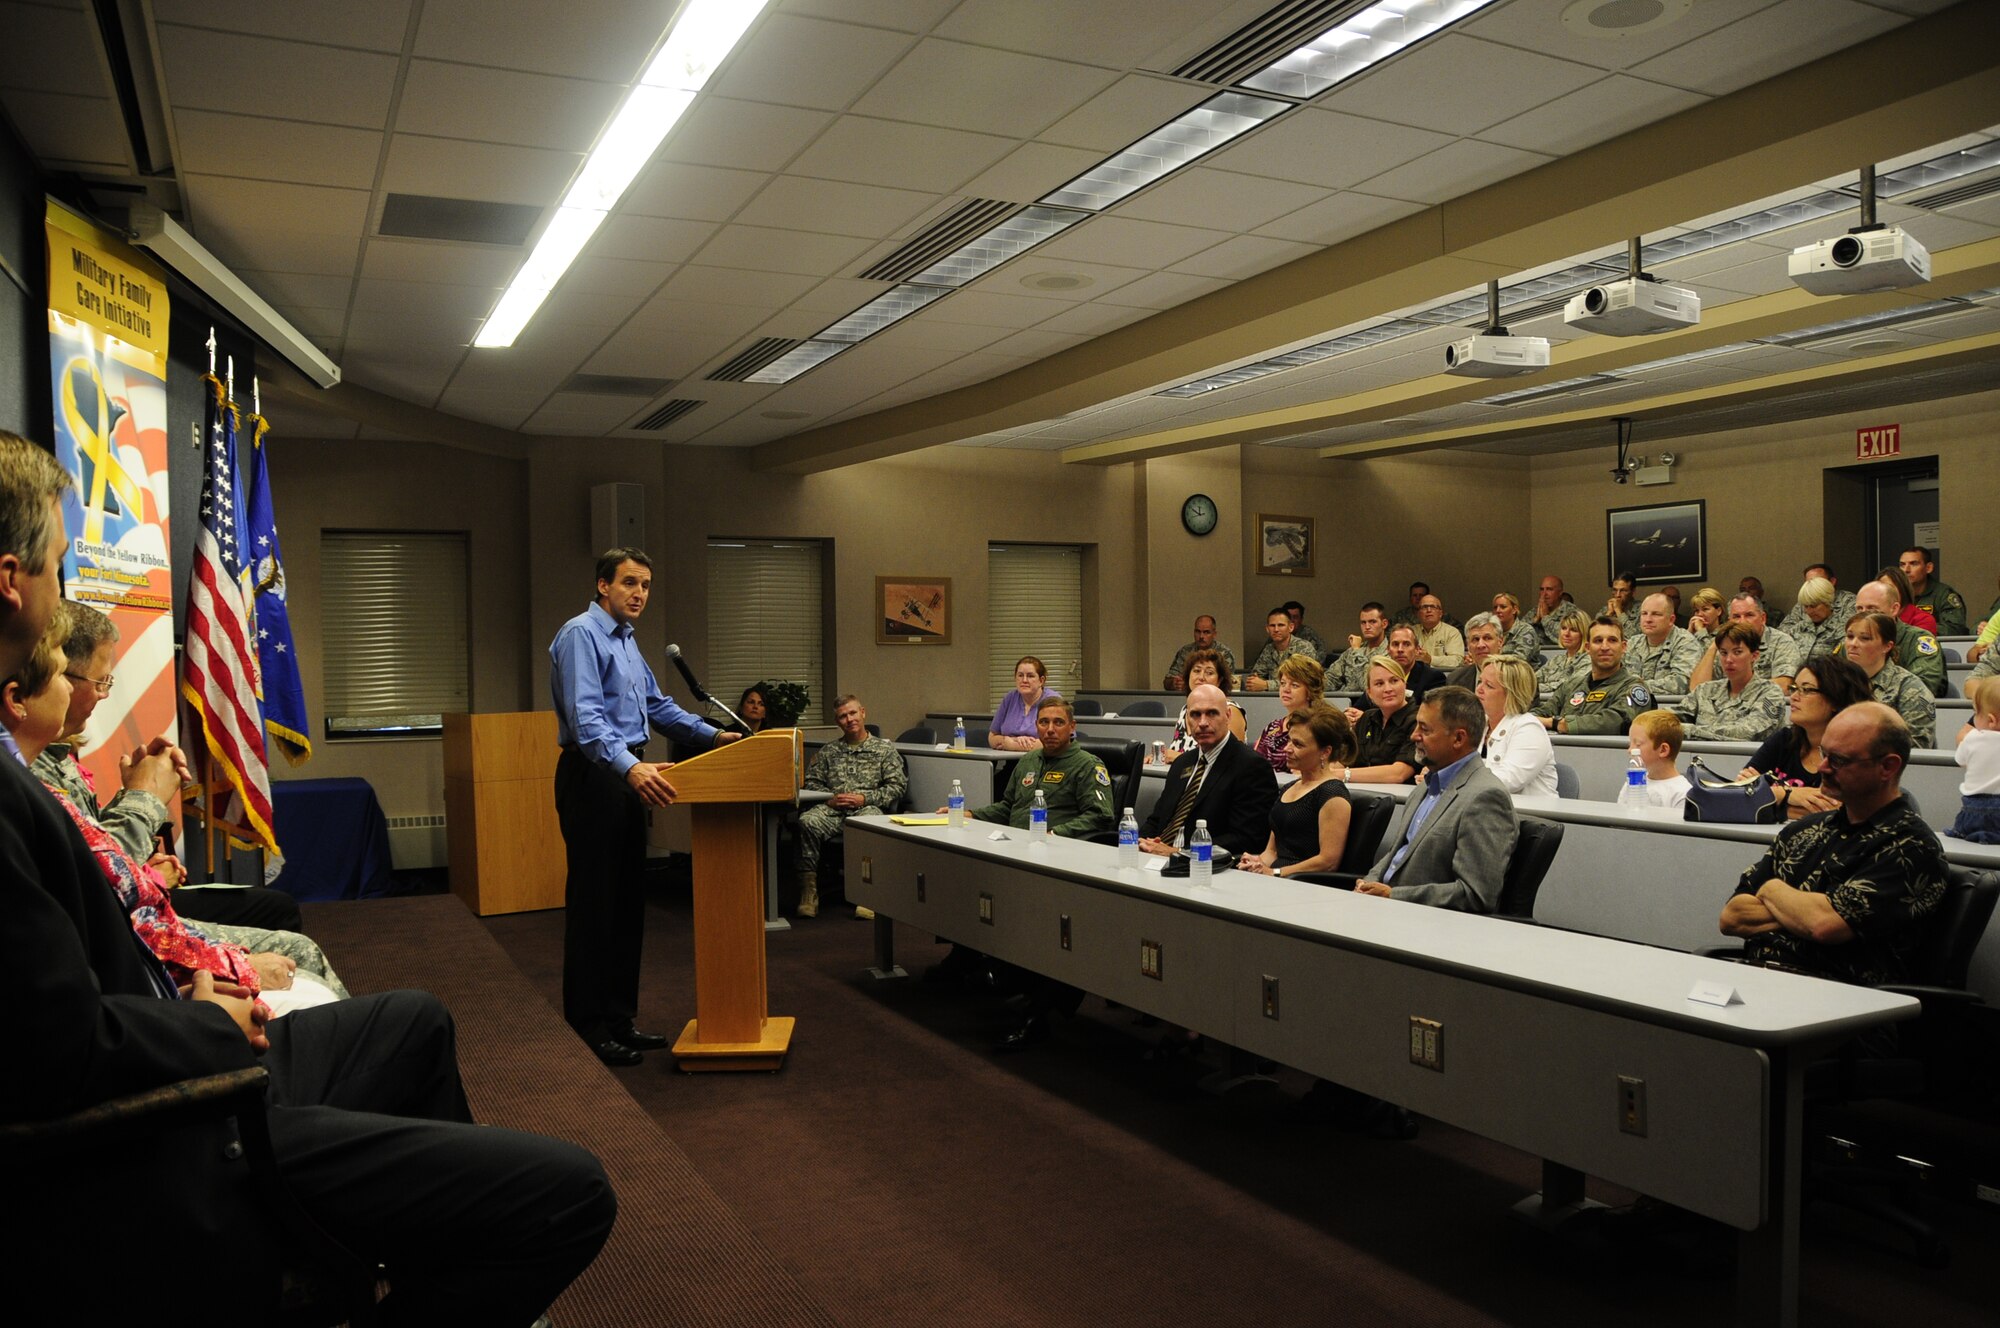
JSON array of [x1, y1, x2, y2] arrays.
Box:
[[762, 680, 811, 728]]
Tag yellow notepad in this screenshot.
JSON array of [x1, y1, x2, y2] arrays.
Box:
[[890, 815, 951, 826]]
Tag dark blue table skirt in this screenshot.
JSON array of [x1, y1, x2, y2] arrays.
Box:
[[269, 777, 394, 901]]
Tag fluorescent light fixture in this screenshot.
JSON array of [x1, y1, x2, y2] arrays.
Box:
[[127, 202, 342, 387], [1240, 0, 1504, 100], [817, 285, 950, 342], [1876, 138, 2000, 198], [1040, 91, 1289, 211], [475, 0, 769, 348], [746, 340, 849, 384], [1157, 318, 1430, 396], [906, 206, 1089, 286], [1758, 298, 1967, 348], [1474, 373, 1622, 406], [1617, 342, 1755, 375]]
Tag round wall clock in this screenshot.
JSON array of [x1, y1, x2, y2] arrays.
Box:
[[1181, 493, 1218, 536]]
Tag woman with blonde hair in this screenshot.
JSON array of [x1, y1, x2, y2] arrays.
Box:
[[1331, 656, 1419, 784], [1478, 654, 1557, 796], [1252, 653, 1324, 772], [1536, 607, 1592, 696], [1687, 586, 1726, 640]]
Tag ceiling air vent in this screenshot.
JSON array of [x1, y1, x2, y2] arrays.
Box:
[[564, 374, 675, 397], [858, 198, 1019, 283], [1169, 0, 1372, 88], [630, 399, 704, 431], [706, 338, 805, 382], [378, 194, 542, 246], [1908, 173, 2000, 213]]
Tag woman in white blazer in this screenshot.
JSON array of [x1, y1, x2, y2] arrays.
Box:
[[1478, 654, 1558, 797]]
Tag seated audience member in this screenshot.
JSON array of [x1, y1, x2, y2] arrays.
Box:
[[1236, 706, 1357, 878], [1244, 605, 1316, 691], [1491, 591, 1542, 661], [1383, 623, 1447, 701], [1780, 562, 1857, 638], [1685, 585, 1726, 640], [1160, 648, 1248, 758], [1968, 575, 1998, 664], [1530, 575, 1578, 645], [1949, 677, 2000, 844], [1898, 546, 1966, 634], [36, 601, 307, 936], [1690, 593, 1800, 693], [966, 697, 1114, 837], [1336, 657, 1421, 785], [1624, 592, 1700, 695], [1661, 583, 1684, 624], [1785, 576, 1847, 661], [724, 681, 771, 735], [1138, 684, 1278, 858], [1719, 704, 1946, 1007], [989, 654, 1059, 752], [1843, 611, 1937, 748], [1411, 593, 1464, 670], [1673, 622, 1786, 742], [1355, 687, 1519, 912], [1162, 614, 1236, 691], [1738, 575, 1765, 605], [1877, 563, 1937, 634], [1848, 577, 1946, 696], [1283, 600, 1328, 658], [1252, 654, 1325, 773], [1602, 572, 1640, 639], [0, 432, 615, 1322], [1390, 580, 1428, 628], [1627, 710, 1691, 813], [1535, 608, 1591, 696], [1443, 612, 1501, 690], [1534, 617, 1653, 735], [1477, 654, 1556, 797], [1327, 601, 1390, 691], [1742, 655, 1872, 820], [795, 693, 907, 919]]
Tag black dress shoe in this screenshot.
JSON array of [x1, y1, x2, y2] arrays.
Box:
[[590, 1038, 643, 1067], [993, 1012, 1051, 1052], [611, 1023, 671, 1051]]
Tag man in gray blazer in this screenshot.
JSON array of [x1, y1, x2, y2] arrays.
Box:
[[1356, 686, 1519, 912]]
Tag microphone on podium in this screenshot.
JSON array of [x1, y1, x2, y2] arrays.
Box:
[[667, 644, 747, 733]]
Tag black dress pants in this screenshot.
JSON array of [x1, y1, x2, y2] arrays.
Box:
[[173, 883, 305, 932], [555, 747, 650, 1042]]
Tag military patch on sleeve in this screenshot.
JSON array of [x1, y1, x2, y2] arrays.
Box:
[[1021, 773, 1036, 787], [1569, 690, 1587, 707], [1095, 766, 1111, 786], [1916, 635, 1938, 654], [1630, 686, 1654, 707]]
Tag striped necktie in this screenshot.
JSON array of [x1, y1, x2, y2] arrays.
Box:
[[1160, 752, 1209, 844]]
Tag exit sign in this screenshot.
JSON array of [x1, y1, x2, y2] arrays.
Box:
[[1857, 424, 1901, 459]]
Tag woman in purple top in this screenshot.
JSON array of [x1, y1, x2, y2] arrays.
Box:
[[989, 655, 1061, 753]]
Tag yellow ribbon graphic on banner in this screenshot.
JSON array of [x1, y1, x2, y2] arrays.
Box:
[[61, 355, 145, 547]]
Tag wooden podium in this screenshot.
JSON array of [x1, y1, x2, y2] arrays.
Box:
[[664, 729, 803, 1071], [442, 712, 565, 916]]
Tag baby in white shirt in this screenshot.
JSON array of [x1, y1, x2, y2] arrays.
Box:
[[1949, 677, 2000, 844]]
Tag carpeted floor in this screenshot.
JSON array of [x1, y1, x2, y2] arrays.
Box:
[[481, 882, 2000, 1328]]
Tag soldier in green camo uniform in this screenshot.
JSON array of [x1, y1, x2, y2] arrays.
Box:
[[1243, 605, 1319, 692], [968, 697, 1115, 836], [1672, 622, 1788, 742], [796, 694, 907, 918], [1845, 580, 1947, 697], [1842, 611, 1938, 749], [1899, 546, 1968, 637], [1532, 616, 1654, 736], [1624, 592, 1702, 695]]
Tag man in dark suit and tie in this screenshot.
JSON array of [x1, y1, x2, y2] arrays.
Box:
[[1355, 685, 1519, 912], [1139, 683, 1278, 858]]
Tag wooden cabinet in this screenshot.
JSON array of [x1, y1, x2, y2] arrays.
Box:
[[443, 711, 564, 916]]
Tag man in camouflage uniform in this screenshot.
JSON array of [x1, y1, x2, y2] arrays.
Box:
[[969, 697, 1115, 836], [1161, 614, 1236, 691], [1692, 594, 1802, 692], [796, 693, 907, 918], [1243, 605, 1318, 691], [1533, 616, 1654, 735], [1283, 601, 1328, 659], [1848, 579, 1947, 696], [1624, 592, 1701, 695], [1672, 622, 1788, 742], [1785, 576, 1848, 661], [1898, 547, 1968, 637], [1779, 562, 1856, 639], [1327, 602, 1390, 692], [1530, 575, 1579, 646]]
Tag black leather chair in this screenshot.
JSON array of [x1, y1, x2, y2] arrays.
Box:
[[1073, 698, 1103, 716], [1122, 699, 1166, 717], [895, 724, 936, 745], [1496, 817, 1563, 919], [1337, 791, 1395, 874], [1077, 738, 1144, 817]]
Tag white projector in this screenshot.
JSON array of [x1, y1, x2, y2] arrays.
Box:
[[1789, 226, 1930, 295], [1443, 333, 1549, 378], [1563, 278, 1700, 336]]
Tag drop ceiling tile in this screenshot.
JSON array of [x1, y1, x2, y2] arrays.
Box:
[[958, 141, 1108, 204], [174, 110, 383, 189], [0, 2, 107, 94], [184, 174, 373, 237], [1896, 213, 2000, 254], [396, 60, 621, 152], [360, 239, 524, 288], [589, 213, 717, 264], [1320, 34, 1603, 137], [268, 305, 348, 340], [1255, 191, 1425, 245], [1098, 270, 1231, 311], [1027, 301, 1153, 337], [524, 392, 644, 434], [791, 277, 896, 315], [344, 301, 481, 349], [733, 176, 940, 237], [868, 317, 1018, 354], [1479, 74, 1707, 156], [984, 255, 1153, 303], [1463, 0, 1784, 73], [1119, 168, 1330, 233], [381, 135, 581, 206], [341, 346, 461, 404], [935, 0, 1242, 68], [981, 326, 1095, 360], [781, 0, 959, 30], [432, 387, 541, 431], [657, 265, 820, 309], [155, 27, 399, 128], [691, 225, 874, 278], [711, 14, 915, 111], [235, 270, 355, 308], [657, 97, 835, 174], [1204, 108, 1455, 191], [1035, 215, 1239, 268], [515, 275, 649, 332], [350, 277, 499, 321], [1629, 0, 1904, 97], [854, 39, 1120, 138], [619, 162, 768, 223], [0, 91, 128, 171], [913, 288, 1074, 329], [414, 0, 663, 81], [784, 115, 1016, 193], [1933, 195, 2000, 228], [210, 228, 361, 280], [1171, 234, 1320, 281], [1669, 251, 1792, 296], [1035, 73, 1210, 153], [1357, 139, 1556, 206], [153, 0, 413, 51]]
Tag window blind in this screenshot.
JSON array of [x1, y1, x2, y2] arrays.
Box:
[[706, 540, 825, 724], [987, 544, 1083, 706], [320, 531, 469, 735]]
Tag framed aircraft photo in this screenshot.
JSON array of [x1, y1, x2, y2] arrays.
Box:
[[1607, 499, 1705, 585], [876, 576, 952, 645]]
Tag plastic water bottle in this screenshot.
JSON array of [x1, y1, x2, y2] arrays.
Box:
[[1618, 754, 1650, 810], [947, 779, 966, 828], [1030, 790, 1049, 840], [1189, 819, 1213, 885], [953, 716, 967, 750], [1118, 807, 1139, 867]]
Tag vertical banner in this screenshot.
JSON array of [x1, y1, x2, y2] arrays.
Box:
[[44, 201, 179, 806]]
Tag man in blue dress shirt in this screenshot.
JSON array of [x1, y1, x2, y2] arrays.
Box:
[[550, 547, 741, 1066]]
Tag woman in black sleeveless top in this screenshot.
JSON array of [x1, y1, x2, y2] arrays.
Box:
[[1237, 705, 1356, 878]]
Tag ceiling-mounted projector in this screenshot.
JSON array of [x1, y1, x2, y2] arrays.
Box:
[[1564, 278, 1700, 336], [1444, 332, 1549, 378], [1789, 226, 1930, 296]]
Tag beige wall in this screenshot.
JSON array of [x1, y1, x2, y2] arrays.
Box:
[[1142, 448, 1243, 677]]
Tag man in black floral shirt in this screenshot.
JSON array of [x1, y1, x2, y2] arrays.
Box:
[[1720, 702, 1947, 989]]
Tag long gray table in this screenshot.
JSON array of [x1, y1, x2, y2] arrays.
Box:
[[845, 818, 1914, 1328]]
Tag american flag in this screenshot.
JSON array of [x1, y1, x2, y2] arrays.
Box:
[[180, 374, 278, 856]]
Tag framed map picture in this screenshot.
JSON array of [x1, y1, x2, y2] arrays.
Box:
[[876, 576, 951, 644], [1257, 514, 1314, 576]]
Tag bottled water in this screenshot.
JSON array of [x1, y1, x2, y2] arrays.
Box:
[[1189, 819, 1212, 885], [1618, 754, 1650, 811], [953, 716, 967, 750], [947, 779, 965, 828], [1030, 789, 1049, 840], [1118, 807, 1139, 867]]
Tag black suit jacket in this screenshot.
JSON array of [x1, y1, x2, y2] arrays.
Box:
[[1406, 662, 1449, 702], [1140, 734, 1279, 857]]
